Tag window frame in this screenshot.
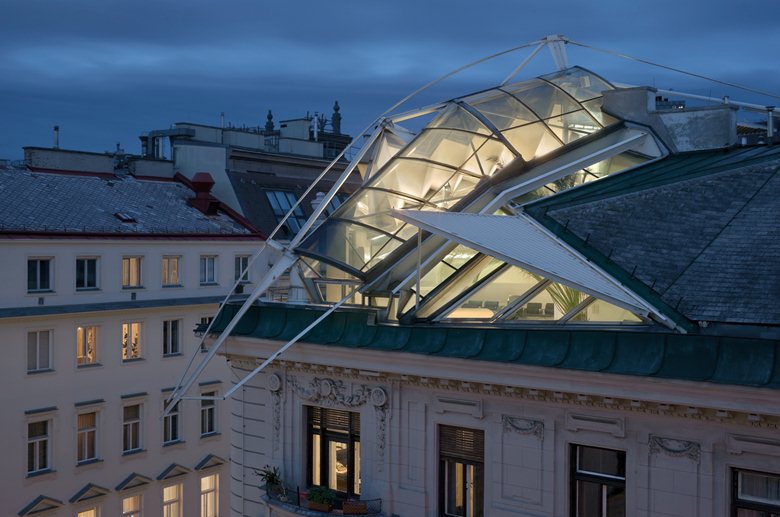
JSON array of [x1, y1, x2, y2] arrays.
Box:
[[569, 443, 626, 517], [121, 494, 142, 517], [27, 257, 53, 293], [200, 391, 217, 437], [199, 255, 218, 285], [438, 424, 484, 517], [163, 483, 183, 517], [122, 403, 142, 454], [27, 419, 51, 474], [265, 190, 307, 237], [732, 467, 780, 516], [163, 401, 181, 444], [76, 411, 99, 464], [27, 329, 52, 373], [76, 257, 99, 291], [200, 473, 219, 517], [122, 322, 142, 361], [307, 406, 361, 497], [76, 325, 98, 366], [162, 255, 182, 287], [234, 254, 250, 283], [122, 256, 143, 289], [162, 319, 181, 356]]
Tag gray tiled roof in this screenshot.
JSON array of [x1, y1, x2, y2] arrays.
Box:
[[0, 168, 251, 235], [546, 152, 780, 324]]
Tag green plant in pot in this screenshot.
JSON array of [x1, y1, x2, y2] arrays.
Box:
[[307, 485, 337, 512], [256, 465, 287, 502]]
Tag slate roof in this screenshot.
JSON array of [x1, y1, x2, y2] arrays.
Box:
[[0, 167, 254, 236], [526, 146, 780, 325], [212, 303, 780, 389]]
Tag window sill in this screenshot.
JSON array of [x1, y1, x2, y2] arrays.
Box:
[[122, 286, 144, 290], [26, 468, 55, 478], [162, 284, 183, 289], [200, 431, 221, 440], [77, 362, 102, 369], [163, 353, 183, 358], [76, 458, 103, 467], [122, 357, 145, 363], [162, 439, 185, 448], [122, 448, 146, 457], [27, 290, 54, 295], [199, 282, 219, 287], [27, 368, 55, 375], [76, 287, 100, 292]]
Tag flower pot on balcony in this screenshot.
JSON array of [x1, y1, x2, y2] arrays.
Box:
[[342, 500, 368, 515], [308, 500, 333, 512]]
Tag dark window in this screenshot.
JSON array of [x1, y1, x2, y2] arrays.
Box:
[[123, 404, 141, 452], [163, 320, 180, 356], [571, 444, 626, 517], [163, 402, 180, 443], [200, 392, 217, 436], [439, 425, 484, 517], [27, 258, 51, 292], [308, 406, 361, 496], [733, 468, 780, 516], [76, 258, 98, 289], [235, 255, 250, 282], [266, 191, 307, 237]]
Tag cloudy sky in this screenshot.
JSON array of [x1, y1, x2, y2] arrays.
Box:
[[1, 0, 779, 159]]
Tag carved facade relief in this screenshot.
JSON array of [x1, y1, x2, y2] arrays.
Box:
[[648, 434, 701, 463]]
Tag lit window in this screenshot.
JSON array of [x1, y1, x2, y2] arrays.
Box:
[[571, 444, 625, 517], [440, 425, 484, 517], [122, 494, 141, 517], [77, 508, 98, 517], [77, 412, 98, 463], [733, 469, 780, 515], [163, 320, 180, 356], [27, 258, 52, 292], [122, 257, 143, 288], [27, 330, 51, 372], [163, 402, 180, 444], [234, 255, 250, 282], [200, 392, 217, 436], [199, 256, 217, 285], [122, 322, 142, 360], [308, 406, 360, 496], [200, 474, 219, 517], [27, 420, 50, 473], [76, 326, 98, 365], [76, 257, 99, 290], [162, 256, 181, 287], [163, 483, 182, 517], [122, 404, 142, 453], [265, 191, 307, 237]]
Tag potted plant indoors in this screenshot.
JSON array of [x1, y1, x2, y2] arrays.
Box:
[[256, 465, 287, 502], [306, 485, 337, 512]]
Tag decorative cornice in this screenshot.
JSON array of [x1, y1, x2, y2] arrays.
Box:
[[648, 435, 701, 463], [288, 376, 374, 408], [502, 415, 544, 441]]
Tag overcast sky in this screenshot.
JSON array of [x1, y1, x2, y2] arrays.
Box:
[[1, 0, 779, 159]]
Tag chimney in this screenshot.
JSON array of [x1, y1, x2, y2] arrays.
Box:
[[187, 172, 220, 215], [53, 125, 60, 149]]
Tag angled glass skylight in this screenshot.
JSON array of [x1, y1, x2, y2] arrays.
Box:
[[297, 67, 618, 275]]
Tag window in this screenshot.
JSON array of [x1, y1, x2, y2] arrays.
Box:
[[122, 404, 142, 453], [200, 392, 216, 436], [733, 469, 780, 516], [234, 255, 250, 282], [163, 402, 180, 444], [308, 407, 360, 496], [163, 320, 180, 356], [77, 508, 98, 517], [571, 444, 625, 517], [122, 322, 141, 360], [162, 256, 181, 287], [77, 412, 98, 463], [76, 326, 98, 365], [27, 258, 52, 292], [163, 483, 182, 517], [27, 330, 51, 372], [27, 420, 50, 473], [265, 191, 307, 237], [122, 257, 142, 288], [76, 258, 98, 290], [200, 474, 219, 517], [439, 425, 484, 517], [122, 494, 141, 517], [199, 256, 217, 285]]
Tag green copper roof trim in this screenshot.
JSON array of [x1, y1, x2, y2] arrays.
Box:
[[212, 303, 780, 389]]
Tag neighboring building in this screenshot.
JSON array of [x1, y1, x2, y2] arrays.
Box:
[[193, 63, 780, 517], [0, 149, 264, 516], [138, 104, 362, 239]]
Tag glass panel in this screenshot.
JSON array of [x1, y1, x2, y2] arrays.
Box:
[[428, 172, 481, 209], [503, 122, 560, 161], [445, 460, 466, 517], [312, 434, 321, 485], [607, 485, 626, 517], [571, 299, 642, 323], [446, 266, 539, 319], [299, 219, 401, 271], [429, 104, 492, 135], [474, 139, 515, 176], [504, 79, 581, 119], [543, 67, 613, 101], [328, 440, 349, 492], [416, 255, 503, 318], [576, 480, 602, 517], [577, 446, 626, 478], [544, 109, 601, 144], [740, 471, 780, 505], [506, 281, 586, 321], [374, 158, 458, 202], [400, 129, 488, 170], [354, 441, 361, 495], [582, 97, 620, 126], [464, 89, 538, 130], [415, 245, 478, 298], [27, 333, 37, 370]]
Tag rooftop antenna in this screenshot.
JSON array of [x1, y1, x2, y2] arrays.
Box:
[[220, 112, 225, 128], [53, 125, 59, 149]]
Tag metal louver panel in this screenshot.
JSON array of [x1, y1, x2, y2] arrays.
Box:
[[439, 425, 484, 462]]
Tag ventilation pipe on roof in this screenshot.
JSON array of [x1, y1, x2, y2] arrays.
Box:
[[768, 107, 775, 146], [53, 126, 59, 149], [187, 172, 221, 215]]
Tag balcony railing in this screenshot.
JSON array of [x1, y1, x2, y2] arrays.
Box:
[[264, 484, 383, 516]]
